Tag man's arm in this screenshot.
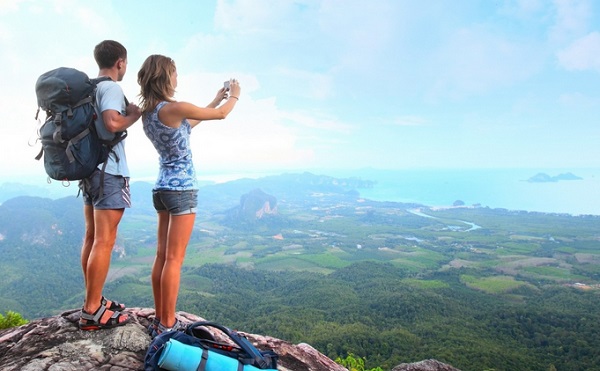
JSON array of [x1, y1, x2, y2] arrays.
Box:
[[102, 104, 141, 133]]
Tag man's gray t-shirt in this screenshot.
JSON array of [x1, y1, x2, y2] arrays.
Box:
[[94, 80, 129, 177]]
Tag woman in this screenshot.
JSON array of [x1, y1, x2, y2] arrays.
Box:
[[137, 55, 240, 335]]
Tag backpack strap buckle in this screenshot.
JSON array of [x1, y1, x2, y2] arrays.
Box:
[[65, 127, 90, 163]]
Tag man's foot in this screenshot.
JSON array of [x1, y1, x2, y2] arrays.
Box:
[[101, 296, 126, 311], [79, 302, 130, 331]]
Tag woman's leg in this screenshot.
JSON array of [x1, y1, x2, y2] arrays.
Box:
[[160, 212, 196, 328], [151, 211, 170, 320]]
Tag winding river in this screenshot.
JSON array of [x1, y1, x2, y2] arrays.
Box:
[[408, 208, 482, 232]]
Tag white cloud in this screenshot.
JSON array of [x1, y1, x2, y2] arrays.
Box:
[[557, 31, 600, 71], [391, 116, 428, 127], [189, 95, 317, 172], [428, 26, 544, 98], [500, 0, 545, 17], [274, 67, 333, 100], [215, 0, 316, 36], [317, 0, 398, 64], [550, 0, 593, 43], [0, 0, 25, 14], [280, 109, 352, 133], [559, 91, 600, 107]]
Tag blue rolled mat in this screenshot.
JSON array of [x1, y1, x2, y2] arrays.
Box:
[[159, 338, 272, 371]]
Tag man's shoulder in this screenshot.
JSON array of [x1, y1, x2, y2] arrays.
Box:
[[96, 80, 125, 107], [96, 80, 122, 94]]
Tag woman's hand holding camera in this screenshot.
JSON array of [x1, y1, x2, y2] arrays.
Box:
[[225, 78, 241, 100], [213, 78, 241, 106]]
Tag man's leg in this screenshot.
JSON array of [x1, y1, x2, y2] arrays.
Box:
[[83, 208, 124, 314], [81, 204, 95, 286]]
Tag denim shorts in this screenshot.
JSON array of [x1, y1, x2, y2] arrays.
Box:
[[79, 169, 131, 209], [152, 189, 198, 215]]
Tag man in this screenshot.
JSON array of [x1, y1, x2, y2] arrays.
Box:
[[78, 40, 141, 330]]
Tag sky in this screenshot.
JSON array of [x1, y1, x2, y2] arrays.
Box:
[[1, 0, 600, 184]]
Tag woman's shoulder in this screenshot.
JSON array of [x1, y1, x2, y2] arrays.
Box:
[[143, 101, 166, 123], [154, 100, 188, 117], [159, 100, 192, 111], [144, 101, 169, 118], [155, 101, 170, 111], [147, 101, 191, 129]]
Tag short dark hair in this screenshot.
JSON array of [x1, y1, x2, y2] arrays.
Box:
[[94, 40, 127, 69]]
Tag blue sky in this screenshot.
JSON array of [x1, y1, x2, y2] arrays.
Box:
[[2, 0, 600, 183]]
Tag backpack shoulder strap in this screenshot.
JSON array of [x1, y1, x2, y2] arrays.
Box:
[[90, 76, 112, 85], [90, 77, 129, 145]]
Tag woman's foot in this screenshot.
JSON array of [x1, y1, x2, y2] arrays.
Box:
[[151, 318, 184, 339], [147, 316, 160, 336]]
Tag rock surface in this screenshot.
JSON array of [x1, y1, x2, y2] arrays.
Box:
[[392, 359, 461, 371], [0, 308, 460, 371]]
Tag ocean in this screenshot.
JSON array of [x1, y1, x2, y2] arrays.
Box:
[[6, 168, 600, 216], [344, 168, 600, 216]]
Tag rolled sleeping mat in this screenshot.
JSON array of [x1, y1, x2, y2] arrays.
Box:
[[158, 338, 276, 371]]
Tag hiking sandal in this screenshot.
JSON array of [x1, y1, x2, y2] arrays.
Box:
[[152, 318, 184, 339], [79, 302, 130, 331], [147, 316, 160, 336], [102, 296, 126, 311]]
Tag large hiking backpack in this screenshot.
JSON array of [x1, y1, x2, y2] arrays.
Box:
[[145, 321, 278, 371], [34, 67, 126, 181]]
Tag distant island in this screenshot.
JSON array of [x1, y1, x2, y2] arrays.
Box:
[[526, 172, 583, 183]]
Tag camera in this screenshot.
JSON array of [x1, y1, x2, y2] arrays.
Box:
[[224, 81, 230, 91]]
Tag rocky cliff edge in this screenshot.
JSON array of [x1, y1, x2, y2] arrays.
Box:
[[0, 308, 460, 371]]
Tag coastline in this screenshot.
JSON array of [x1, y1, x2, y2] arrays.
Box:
[[4, 168, 600, 216]]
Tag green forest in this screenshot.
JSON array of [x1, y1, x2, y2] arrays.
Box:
[[0, 173, 599, 370]]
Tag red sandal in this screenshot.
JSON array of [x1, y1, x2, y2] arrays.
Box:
[[102, 296, 126, 311], [79, 302, 130, 331]]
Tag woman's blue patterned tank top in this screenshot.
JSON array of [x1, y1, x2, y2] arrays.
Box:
[[143, 101, 198, 190]]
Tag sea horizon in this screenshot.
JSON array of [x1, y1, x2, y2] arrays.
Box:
[[3, 167, 599, 216], [345, 168, 600, 216]]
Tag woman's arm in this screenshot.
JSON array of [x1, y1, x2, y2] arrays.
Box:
[[187, 86, 229, 127], [159, 80, 241, 128]]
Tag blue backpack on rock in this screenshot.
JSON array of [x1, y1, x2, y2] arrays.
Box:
[[145, 321, 278, 371]]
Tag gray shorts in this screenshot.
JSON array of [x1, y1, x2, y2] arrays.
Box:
[[79, 169, 131, 209], [152, 189, 198, 215]]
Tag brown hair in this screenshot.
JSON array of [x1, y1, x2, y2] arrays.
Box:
[[137, 55, 177, 113], [94, 40, 127, 69]]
